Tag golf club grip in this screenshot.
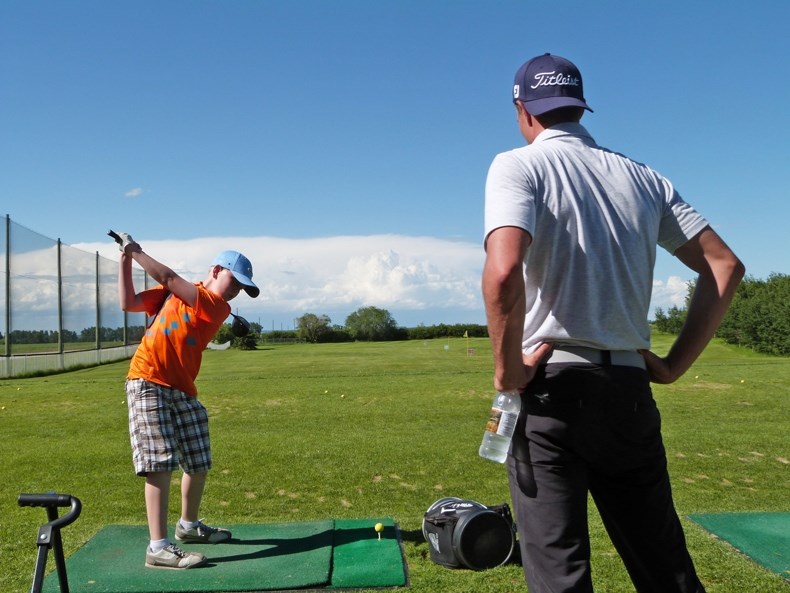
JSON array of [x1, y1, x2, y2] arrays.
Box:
[[107, 230, 122, 244], [18, 493, 73, 508]]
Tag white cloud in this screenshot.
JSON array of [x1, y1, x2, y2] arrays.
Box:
[[77, 234, 487, 325], [11, 235, 695, 328], [650, 275, 690, 313], [124, 188, 144, 197]]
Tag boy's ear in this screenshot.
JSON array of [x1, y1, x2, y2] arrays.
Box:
[[210, 264, 223, 278]]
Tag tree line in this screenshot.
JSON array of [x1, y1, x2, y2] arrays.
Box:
[[7, 274, 787, 356], [178, 307, 487, 351], [290, 307, 487, 344], [1, 326, 146, 345], [652, 273, 789, 356]]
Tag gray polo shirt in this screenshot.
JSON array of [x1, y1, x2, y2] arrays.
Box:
[[484, 123, 708, 353]]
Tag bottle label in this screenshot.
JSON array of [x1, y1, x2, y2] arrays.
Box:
[[485, 407, 518, 437]]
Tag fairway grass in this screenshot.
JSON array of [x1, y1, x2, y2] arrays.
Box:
[[1, 337, 788, 592]]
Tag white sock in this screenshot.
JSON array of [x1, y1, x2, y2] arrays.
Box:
[[179, 518, 199, 530], [149, 538, 169, 552]]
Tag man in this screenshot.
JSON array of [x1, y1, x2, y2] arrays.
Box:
[[118, 233, 260, 569], [482, 53, 744, 593]]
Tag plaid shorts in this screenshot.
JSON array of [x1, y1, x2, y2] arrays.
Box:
[[126, 379, 212, 476]]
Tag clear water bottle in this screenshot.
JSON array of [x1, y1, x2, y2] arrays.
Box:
[[479, 391, 521, 463]]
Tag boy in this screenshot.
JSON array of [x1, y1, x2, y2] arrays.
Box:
[[117, 232, 260, 569]]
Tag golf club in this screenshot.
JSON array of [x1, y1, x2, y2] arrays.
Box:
[[230, 312, 251, 337]]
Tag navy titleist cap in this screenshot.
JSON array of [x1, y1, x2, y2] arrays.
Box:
[[513, 53, 593, 116]]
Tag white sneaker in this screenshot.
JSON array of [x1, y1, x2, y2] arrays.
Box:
[[145, 543, 207, 569], [175, 520, 232, 544]]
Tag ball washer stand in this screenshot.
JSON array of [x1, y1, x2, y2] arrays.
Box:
[[18, 493, 82, 593]]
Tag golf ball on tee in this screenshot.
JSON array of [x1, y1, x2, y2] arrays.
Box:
[[374, 522, 384, 533]]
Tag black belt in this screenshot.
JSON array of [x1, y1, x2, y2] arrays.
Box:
[[544, 346, 646, 370]]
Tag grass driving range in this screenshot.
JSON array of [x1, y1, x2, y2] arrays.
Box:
[[1, 335, 788, 592]]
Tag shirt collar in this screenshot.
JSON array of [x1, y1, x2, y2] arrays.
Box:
[[532, 122, 595, 145]]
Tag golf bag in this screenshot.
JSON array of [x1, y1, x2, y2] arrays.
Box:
[[422, 497, 516, 571]]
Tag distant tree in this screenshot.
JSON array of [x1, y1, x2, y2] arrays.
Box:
[[344, 306, 400, 341], [62, 329, 79, 343], [296, 313, 332, 343], [406, 323, 488, 340], [212, 322, 258, 349], [10, 330, 58, 344], [323, 325, 353, 343], [233, 332, 258, 350], [718, 273, 790, 355], [652, 306, 686, 334], [213, 324, 235, 345], [128, 325, 146, 342], [652, 279, 694, 334], [651, 273, 790, 356], [265, 329, 299, 340]]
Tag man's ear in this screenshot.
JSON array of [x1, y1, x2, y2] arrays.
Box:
[[210, 264, 223, 278], [525, 110, 533, 126], [516, 101, 534, 125], [520, 104, 534, 126]]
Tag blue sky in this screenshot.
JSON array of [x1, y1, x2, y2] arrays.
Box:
[[2, 1, 788, 329]]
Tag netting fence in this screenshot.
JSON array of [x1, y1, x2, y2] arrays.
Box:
[[1, 215, 149, 378]]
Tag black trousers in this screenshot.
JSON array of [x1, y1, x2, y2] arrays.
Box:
[[507, 363, 705, 593]]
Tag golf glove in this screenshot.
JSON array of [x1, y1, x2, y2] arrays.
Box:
[[116, 232, 136, 254]]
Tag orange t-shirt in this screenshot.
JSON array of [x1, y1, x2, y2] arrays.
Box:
[[127, 283, 230, 396]]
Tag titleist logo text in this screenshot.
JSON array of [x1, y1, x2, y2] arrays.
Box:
[[531, 70, 580, 89]]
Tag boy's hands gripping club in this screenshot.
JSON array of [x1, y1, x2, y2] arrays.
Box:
[[108, 230, 138, 253]]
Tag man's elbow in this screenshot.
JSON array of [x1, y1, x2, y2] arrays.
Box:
[[733, 257, 746, 283], [483, 271, 524, 316], [483, 264, 521, 297], [711, 252, 745, 298], [724, 253, 746, 285]]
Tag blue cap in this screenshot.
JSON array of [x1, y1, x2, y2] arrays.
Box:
[[211, 250, 260, 298], [513, 53, 592, 116]]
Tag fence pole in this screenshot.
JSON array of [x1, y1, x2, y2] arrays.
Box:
[[4, 214, 9, 357], [95, 252, 101, 351], [57, 239, 64, 354], [122, 257, 127, 346]]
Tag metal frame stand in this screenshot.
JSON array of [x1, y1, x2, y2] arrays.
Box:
[[18, 493, 82, 593]]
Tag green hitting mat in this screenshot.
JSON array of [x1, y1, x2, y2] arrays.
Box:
[[43, 518, 407, 593], [689, 512, 790, 581]]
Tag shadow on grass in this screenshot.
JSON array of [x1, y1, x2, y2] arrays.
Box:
[[208, 525, 392, 564], [400, 528, 426, 545]]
